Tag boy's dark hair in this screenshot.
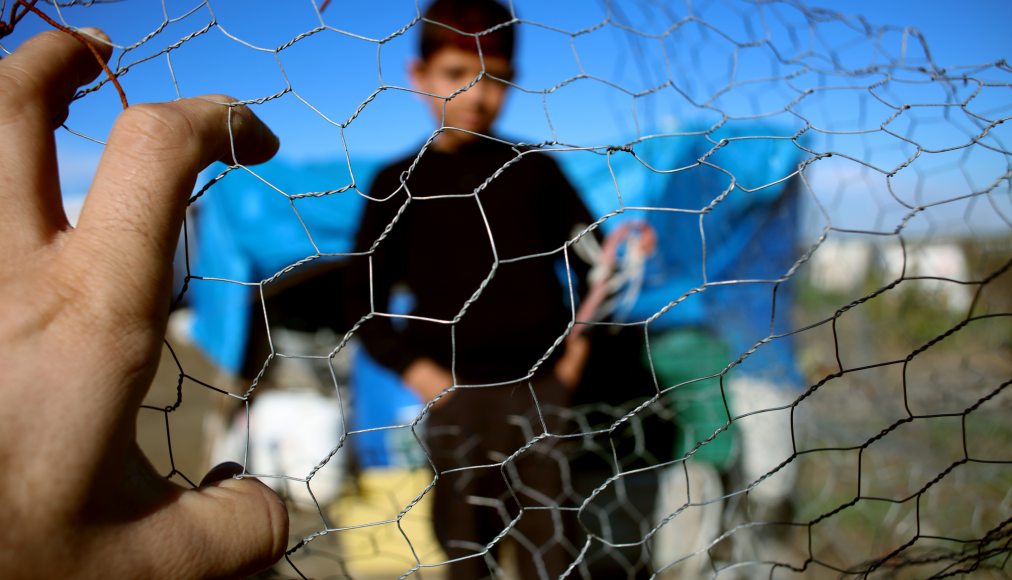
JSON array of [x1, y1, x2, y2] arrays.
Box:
[[420, 0, 515, 62]]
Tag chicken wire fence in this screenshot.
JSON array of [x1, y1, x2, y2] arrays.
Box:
[[1, 0, 1009, 578]]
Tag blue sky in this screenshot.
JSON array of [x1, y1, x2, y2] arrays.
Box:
[[2, 0, 1009, 237]]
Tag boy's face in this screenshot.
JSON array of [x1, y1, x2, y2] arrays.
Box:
[[410, 46, 512, 151]]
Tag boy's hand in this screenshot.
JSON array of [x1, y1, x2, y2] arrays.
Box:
[[554, 334, 590, 391], [404, 335, 589, 407], [403, 358, 456, 407], [0, 29, 287, 578]]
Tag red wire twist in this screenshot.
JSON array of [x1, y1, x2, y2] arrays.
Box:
[[1, 0, 128, 109]]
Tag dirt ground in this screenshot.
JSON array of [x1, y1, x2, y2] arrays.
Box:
[[136, 309, 1011, 579], [136, 334, 435, 580]]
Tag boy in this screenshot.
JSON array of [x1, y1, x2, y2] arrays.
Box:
[[346, 0, 594, 576]]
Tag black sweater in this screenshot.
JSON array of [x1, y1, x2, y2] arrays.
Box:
[[346, 139, 594, 384]]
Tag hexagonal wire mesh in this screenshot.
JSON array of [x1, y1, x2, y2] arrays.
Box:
[[2, 0, 1008, 578]]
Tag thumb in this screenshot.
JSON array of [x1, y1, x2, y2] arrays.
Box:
[[163, 472, 289, 579]]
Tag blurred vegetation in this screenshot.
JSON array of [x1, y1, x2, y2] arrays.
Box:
[[795, 236, 1011, 365], [785, 235, 1011, 577]]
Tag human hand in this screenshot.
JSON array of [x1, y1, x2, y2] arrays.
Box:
[[554, 333, 590, 391], [0, 29, 287, 578], [403, 358, 456, 408]]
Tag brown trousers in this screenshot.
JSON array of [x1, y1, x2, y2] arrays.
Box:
[[424, 375, 573, 580]]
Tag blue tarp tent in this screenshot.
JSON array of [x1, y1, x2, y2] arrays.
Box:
[[189, 157, 378, 373], [189, 155, 425, 467], [561, 123, 804, 385]]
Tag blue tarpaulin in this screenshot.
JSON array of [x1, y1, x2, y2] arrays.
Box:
[[189, 157, 379, 373], [561, 123, 805, 385]]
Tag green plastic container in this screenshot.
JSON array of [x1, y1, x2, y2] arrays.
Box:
[[646, 328, 738, 470]]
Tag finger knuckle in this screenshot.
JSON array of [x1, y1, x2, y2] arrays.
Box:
[[0, 30, 75, 101], [199, 93, 238, 106], [115, 102, 200, 157], [0, 62, 41, 111]]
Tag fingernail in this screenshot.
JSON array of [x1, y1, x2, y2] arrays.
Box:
[[199, 461, 244, 486], [77, 27, 110, 44]]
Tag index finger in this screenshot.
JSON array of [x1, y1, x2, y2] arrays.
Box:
[[71, 96, 279, 320], [0, 28, 112, 255]]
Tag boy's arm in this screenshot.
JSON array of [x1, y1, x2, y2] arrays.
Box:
[[347, 173, 415, 373], [550, 156, 598, 300], [543, 155, 600, 388], [347, 169, 453, 403]]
